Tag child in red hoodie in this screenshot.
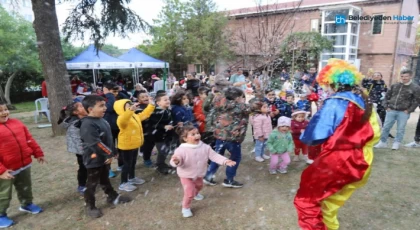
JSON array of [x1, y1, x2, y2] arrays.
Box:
[[0, 102, 46, 228], [193, 87, 214, 147], [291, 110, 313, 164]]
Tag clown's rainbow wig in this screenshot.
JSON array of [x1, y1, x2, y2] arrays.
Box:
[[317, 59, 364, 87]]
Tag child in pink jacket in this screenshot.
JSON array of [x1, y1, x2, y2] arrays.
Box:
[[250, 100, 272, 162], [170, 126, 236, 218]]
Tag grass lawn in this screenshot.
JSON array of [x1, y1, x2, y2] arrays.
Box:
[[6, 110, 420, 230], [10, 101, 36, 113]]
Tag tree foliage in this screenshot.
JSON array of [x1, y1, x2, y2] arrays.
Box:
[[280, 32, 333, 71], [183, 0, 233, 73], [101, 44, 125, 57], [138, 0, 233, 75], [0, 5, 41, 104], [61, 40, 85, 61], [62, 0, 150, 49], [138, 0, 188, 76]]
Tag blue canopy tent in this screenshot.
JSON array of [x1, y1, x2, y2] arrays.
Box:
[[66, 45, 134, 86], [118, 48, 169, 85]]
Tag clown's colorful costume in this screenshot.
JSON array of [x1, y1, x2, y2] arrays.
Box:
[[293, 59, 381, 230]]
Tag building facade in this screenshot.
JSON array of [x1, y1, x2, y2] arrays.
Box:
[[0, 0, 34, 21], [205, 0, 419, 85]]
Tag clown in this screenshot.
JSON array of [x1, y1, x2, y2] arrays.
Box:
[[293, 59, 381, 230]]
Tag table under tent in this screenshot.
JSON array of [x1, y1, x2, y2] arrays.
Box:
[[118, 48, 170, 91], [66, 44, 134, 88]]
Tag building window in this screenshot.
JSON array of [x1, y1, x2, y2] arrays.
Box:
[[195, 64, 202, 73], [372, 14, 384, 35], [406, 24, 412, 38], [311, 19, 320, 32]]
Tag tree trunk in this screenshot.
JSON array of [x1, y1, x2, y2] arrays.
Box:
[[0, 85, 7, 103], [4, 72, 17, 105], [0, 85, 15, 110], [31, 0, 72, 136]]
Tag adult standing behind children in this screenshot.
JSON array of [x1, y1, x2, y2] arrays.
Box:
[[79, 95, 130, 218], [229, 69, 247, 91], [114, 98, 155, 192], [0, 101, 46, 228], [374, 69, 420, 150]]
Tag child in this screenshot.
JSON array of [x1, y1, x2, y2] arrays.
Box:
[[58, 102, 88, 194], [171, 91, 196, 127], [266, 116, 294, 174], [171, 91, 197, 149], [264, 89, 284, 128], [138, 90, 166, 166], [193, 87, 209, 135], [204, 87, 250, 188], [114, 98, 155, 192], [296, 94, 311, 114], [249, 100, 272, 162], [142, 94, 175, 175], [79, 95, 130, 218], [280, 94, 297, 118], [193, 87, 215, 147], [290, 111, 313, 164], [136, 90, 152, 159], [0, 102, 45, 228], [170, 126, 236, 218]]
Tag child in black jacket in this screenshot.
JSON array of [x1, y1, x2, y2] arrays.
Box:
[[79, 95, 130, 218], [141, 94, 175, 175]]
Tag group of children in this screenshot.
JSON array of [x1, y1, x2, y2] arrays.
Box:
[[249, 89, 319, 172], [0, 77, 322, 227], [59, 81, 324, 219]]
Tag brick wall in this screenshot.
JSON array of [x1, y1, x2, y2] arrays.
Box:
[[358, 53, 394, 84]]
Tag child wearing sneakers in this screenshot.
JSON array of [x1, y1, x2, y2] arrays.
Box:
[[143, 94, 175, 175], [170, 125, 236, 218], [114, 98, 155, 192], [249, 100, 272, 162], [58, 102, 88, 195], [0, 101, 46, 228], [79, 95, 131, 218], [291, 110, 313, 164], [266, 116, 294, 174], [138, 90, 166, 167]]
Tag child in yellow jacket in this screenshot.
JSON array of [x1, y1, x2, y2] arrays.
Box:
[[114, 99, 155, 192]]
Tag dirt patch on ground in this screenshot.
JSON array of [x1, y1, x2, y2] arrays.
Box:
[[7, 111, 420, 230]]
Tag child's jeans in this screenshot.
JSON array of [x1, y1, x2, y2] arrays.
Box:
[[205, 140, 241, 182], [270, 152, 290, 170], [180, 177, 203, 209], [255, 139, 267, 157], [0, 168, 33, 215], [293, 138, 308, 156]]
